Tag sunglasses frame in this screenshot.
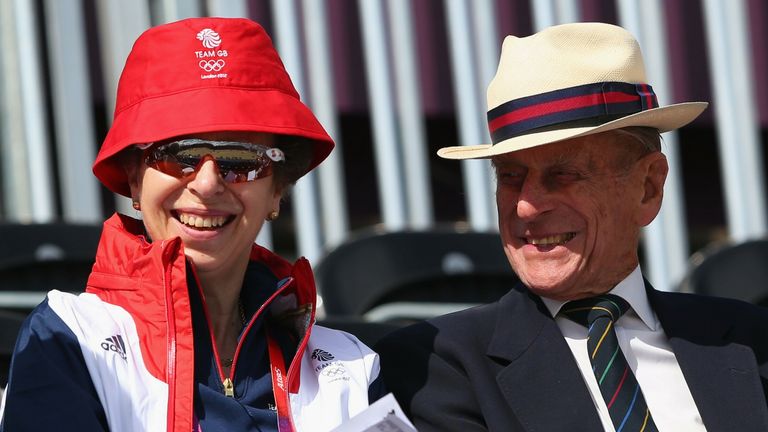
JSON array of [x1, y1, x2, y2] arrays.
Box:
[[143, 138, 285, 183]]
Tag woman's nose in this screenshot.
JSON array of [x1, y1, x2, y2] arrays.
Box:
[[187, 158, 225, 196]]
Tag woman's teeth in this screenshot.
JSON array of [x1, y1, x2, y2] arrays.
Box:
[[528, 233, 575, 246], [178, 213, 228, 228]]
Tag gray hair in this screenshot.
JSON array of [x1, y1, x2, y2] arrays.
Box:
[[611, 126, 663, 170], [613, 126, 662, 153]]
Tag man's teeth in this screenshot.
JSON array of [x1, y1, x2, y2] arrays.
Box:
[[178, 213, 227, 228], [529, 233, 575, 245]]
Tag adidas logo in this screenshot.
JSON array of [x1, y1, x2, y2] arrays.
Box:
[[101, 335, 128, 361]]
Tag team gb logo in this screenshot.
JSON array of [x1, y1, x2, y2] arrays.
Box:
[[197, 29, 222, 48], [195, 28, 228, 79]]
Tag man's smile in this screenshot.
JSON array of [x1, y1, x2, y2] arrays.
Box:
[[525, 232, 576, 246]]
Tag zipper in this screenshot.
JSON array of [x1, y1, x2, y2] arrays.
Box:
[[225, 277, 296, 397], [222, 377, 234, 397], [191, 266, 296, 398], [189, 264, 234, 397], [283, 257, 316, 398], [161, 240, 179, 431]]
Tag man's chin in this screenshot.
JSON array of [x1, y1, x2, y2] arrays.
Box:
[[519, 275, 577, 300]]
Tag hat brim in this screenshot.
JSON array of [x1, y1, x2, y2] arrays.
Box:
[[93, 87, 334, 197], [437, 102, 708, 160]]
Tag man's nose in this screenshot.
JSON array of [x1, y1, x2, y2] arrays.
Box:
[[515, 178, 554, 220]]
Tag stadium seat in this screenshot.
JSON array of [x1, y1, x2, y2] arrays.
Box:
[[678, 238, 768, 306], [0, 309, 26, 387], [0, 222, 101, 312], [316, 317, 402, 348], [315, 228, 519, 324]]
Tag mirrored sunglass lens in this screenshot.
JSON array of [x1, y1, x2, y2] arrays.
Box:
[[147, 141, 274, 182], [217, 159, 265, 182], [151, 159, 188, 177]]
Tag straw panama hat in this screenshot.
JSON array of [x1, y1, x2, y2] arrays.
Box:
[[437, 22, 708, 160]]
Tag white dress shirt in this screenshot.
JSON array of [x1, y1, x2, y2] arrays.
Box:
[[540, 266, 706, 431]]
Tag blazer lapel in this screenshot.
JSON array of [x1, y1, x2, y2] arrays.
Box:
[[648, 284, 768, 431], [487, 286, 602, 431]]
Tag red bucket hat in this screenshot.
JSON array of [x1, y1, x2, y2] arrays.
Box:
[[93, 17, 334, 197]]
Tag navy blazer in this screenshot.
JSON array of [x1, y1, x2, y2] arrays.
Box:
[[376, 282, 768, 431]]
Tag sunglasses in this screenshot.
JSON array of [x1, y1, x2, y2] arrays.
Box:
[[143, 139, 285, 183]]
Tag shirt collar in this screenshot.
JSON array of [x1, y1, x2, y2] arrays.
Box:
[[540, 266, 657, 330]]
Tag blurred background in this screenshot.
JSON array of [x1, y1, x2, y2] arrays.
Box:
[[1, 0, 767, 377]]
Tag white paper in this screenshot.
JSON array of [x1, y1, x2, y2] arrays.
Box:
[[330, 393, 418, 432]]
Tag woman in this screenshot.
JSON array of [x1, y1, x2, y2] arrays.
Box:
[[0, 17, 383, 431]]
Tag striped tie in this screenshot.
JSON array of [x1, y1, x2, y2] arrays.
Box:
[[561, 294, 657, 432]]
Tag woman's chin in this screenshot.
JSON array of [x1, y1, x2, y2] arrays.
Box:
[[183, 249, 229, 272]]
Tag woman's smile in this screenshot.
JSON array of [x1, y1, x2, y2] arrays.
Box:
[[174, 211, 233, 229]]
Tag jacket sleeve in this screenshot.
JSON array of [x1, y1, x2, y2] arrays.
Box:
[[0, 299, 108, 431], [375, 324, 489, 432], [367, 369, 387, 403]]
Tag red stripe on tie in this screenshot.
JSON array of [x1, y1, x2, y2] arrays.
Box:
[[607, 366, 630, 408], [488, 92, 639, 132]]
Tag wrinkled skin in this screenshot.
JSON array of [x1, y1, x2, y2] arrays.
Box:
[[492, 131, 668, 301]]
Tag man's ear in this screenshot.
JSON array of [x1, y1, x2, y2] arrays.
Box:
[[636, 152, 668, 227]]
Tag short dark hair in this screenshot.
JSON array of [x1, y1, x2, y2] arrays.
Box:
[[272, 136, 314, 191]]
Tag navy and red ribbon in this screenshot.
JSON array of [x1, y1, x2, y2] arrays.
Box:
[[487, 82, 658, 144]]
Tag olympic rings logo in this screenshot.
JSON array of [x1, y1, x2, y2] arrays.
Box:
[[199, 59, 225, 72], [321, 366, 347, 377]]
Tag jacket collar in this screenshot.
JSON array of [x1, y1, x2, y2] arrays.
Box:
[[86, 213, 181, 301], [86, 213, 317, 310], [647, 282, 768, 431], [485, 280, 768, 431], [487, 284, 603, 431]]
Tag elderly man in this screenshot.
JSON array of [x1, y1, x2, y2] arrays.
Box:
[[376, 22, 768, 431]]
